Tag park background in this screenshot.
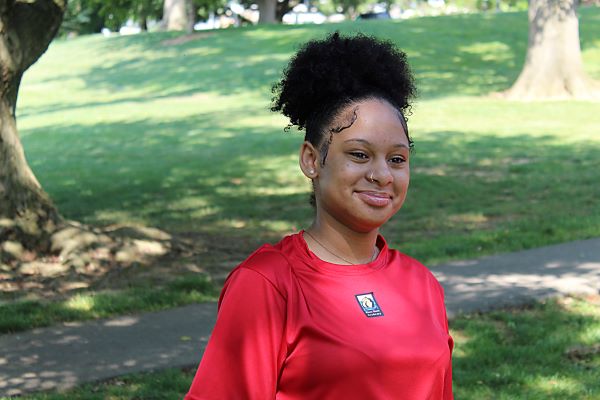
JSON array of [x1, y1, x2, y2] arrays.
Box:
[[1, 0, 599, 398]]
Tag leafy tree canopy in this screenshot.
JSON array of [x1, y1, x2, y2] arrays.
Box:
[[62, 0, 225, 35]]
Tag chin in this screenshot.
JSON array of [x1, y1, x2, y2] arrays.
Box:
[[348, 213, 395, 233]]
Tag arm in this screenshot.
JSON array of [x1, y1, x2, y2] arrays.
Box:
[[185, 267, 287, 400], [439, 284, 454, 400], [443, 323, 454, 400]]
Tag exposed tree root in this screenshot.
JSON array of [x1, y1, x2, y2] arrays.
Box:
[[0, 219, 208, 300], [497, 77, 600, 101]]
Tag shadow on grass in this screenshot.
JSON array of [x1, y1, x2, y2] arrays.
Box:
[[19, 7, 599, 121], [15, 7, 600, 268], [452, 296, 600, 399], [384, 129, 600, 262], [21, 104, 600, 264]]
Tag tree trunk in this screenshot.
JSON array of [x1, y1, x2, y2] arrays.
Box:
[[0, 98, 60, 250], [276, 0, 291, 23], [257, 0, 277, 24], [162, 0, 190, 31], [186, 1, 196, 34], [503, 0, 600, 100], [0, 0, 66, 253], [141, 16, 148, 31]]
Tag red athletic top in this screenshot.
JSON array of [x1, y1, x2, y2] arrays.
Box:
[[185, 232, 453, 399]]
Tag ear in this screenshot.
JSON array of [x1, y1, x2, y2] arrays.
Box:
[[299, 141, 319, 179]]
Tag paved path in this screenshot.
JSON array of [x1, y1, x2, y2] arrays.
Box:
[[1, 238, 599, 396]]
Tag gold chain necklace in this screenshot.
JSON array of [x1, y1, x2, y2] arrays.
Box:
[[304, 230, 377, 265]]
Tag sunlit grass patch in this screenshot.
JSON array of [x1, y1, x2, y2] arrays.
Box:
[[65, 295, 95, 312], [0, 275, 218, 334]]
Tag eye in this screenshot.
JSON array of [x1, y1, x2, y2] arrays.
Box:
[[389, 156, 407, 164], [349, 151, 369, 161]]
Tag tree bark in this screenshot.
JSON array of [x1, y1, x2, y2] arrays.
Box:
[[0, 0, 66, 251], [276, 0, 291, 23], [186, 1, 196, 34], [162, 0, 191, 31], [0, 99, 60, 249], [141, 16, 148, 31], [503, 0, 600, 100], [257, 0, 277, 24]]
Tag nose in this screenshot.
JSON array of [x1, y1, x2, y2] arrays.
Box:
[[368, 159, 393, 186]]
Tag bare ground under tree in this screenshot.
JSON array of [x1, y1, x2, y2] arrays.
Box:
[[0, 221, 262, 301]]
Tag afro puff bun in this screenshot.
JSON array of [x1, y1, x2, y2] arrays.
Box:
[[271, 31, 416, 146]]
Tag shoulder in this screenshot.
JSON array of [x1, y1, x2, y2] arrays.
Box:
[[388, 248, 446, 297], [240, 244, 292, 285], [224, 235, 296, 300]]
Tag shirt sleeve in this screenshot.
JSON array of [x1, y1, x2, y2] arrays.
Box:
[[185, 267, 287, 400], [439, 284, 454, 400]]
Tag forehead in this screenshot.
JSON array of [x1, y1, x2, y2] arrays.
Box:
[[333, 99, 408, 145]]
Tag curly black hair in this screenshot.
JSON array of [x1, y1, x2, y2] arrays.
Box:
[[271, 31, 416, 154]]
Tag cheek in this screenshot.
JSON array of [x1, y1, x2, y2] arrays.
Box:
[[341, 159, 363, 172], [395, 169, 410, 190], [330, 161, 365, 185], [404, 171, 410, 190]]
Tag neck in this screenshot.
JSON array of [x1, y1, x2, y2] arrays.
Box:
[[306, 217, 380, 265]]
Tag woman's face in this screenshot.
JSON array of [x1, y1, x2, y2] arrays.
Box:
[[307, 98, 411, 233]]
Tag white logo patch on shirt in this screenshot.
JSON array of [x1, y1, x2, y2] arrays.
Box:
[[355, 292, 384, 317]]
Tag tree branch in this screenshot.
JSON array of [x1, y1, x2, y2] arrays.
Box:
[[0, 1, 16, 15], [9, 0, 67, 71]]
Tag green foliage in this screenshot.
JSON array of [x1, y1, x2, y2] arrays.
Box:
[[61, 0, 228, 35], [60, 0, 105, 35], [96, 0, 164, 30], [194, 0, 229, 22], [446, 0, 528, 11], [61, 0, 164, 34], [475, 0, 528, 11], [334, 0, 366, 14]]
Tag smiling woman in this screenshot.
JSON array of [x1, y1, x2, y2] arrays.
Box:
[[185, 32, 454, 400], [300, 99, 411, 236]]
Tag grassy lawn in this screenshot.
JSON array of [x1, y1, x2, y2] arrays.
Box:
[[0, 274, 217, 333], [452, 296, 600, 399], [2, 7, 599, 330], [18, 8, 600, 264], [9, 295, 599, 400]]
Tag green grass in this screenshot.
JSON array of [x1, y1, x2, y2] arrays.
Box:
[[0, 275, 218, 334], [452, 296, 600, 399], [6, 8, 600, 332], [9, 296, 599, 400], [18, 9, 600, 265]]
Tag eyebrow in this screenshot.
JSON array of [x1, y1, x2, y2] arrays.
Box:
[[344, 138, 410, 149]]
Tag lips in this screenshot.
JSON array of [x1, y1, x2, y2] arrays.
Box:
[[355, 191, 392, 207]]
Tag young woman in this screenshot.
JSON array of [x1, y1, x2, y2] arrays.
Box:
[[185, 32, 453, 400]]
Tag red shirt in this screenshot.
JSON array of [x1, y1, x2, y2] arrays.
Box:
[[186, 232, 453, 399]]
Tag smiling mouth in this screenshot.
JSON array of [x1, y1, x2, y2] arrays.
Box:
[[355, 191, 392, 207]]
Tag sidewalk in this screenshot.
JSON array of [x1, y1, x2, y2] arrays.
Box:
[[1, 238, 599, 396]]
